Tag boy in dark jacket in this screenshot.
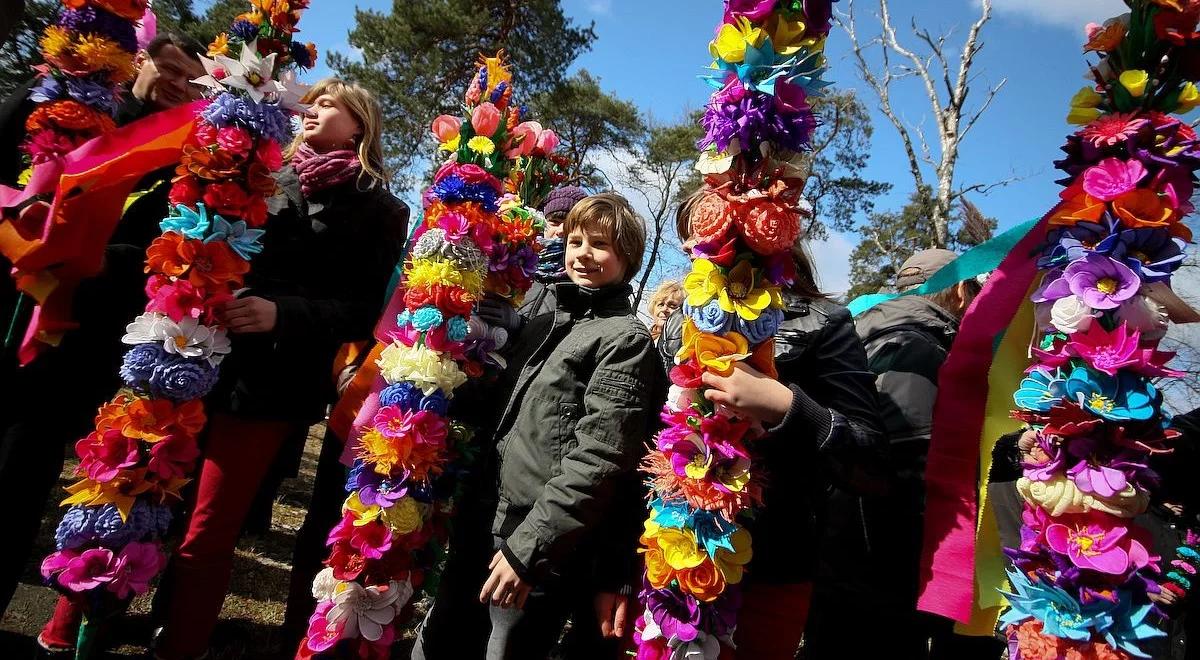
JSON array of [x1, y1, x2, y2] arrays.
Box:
[[414, 193, 666, 660]]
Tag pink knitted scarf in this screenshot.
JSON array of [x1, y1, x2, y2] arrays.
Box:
[[292, 142, 363, 196]]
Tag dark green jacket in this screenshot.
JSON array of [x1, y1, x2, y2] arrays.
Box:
[[491, 282, 666, 588]]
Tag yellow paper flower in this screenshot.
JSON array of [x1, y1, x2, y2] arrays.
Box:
[[467, 135, 496, 155], [406, 257, 484, 295], [717, 260, 780, 321], [376, 341, 468, 395], [710, 16, 766, 64], [683, 258, 725, 307], [1178, 82, 1200, 113], [644, 546, 674, 589], [1119, 70, 1149, 98], [344, 492, 382, 526], [440, 135, 461, 152], [381, 497, 423, 535], [713, 527, 753, 584], [41, 25, 71, 59], [765, 13, 824, 55], [644, 520, 706, 570], [359, 428, 404, 476], [208, 33, 230, 57]]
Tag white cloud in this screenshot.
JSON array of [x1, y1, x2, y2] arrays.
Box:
[[809, 231, 855, 297], [585, 0, 612, 15], [984, 0, 1127, 31]]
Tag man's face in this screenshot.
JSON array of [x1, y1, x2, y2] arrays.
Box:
[[134, 44, 204, 110]]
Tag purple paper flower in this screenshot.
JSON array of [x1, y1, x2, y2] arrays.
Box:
[[54, 501, 172, 551], [149, 356, 220, 401], [1038, 219, 1113, 268], [120, 343, 169, 390], [1032, 253, 1140, 310], [641, 581, 701, 642], [229, 19, 259, 43], [700, 81, 817, 159], [722, 0, 777, 23], [201, 92, 293, 146], [58, 6, 138, 53], [1095, 228, 1186, 283], [348, 462, 410, 508]]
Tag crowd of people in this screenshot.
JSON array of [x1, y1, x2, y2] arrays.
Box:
[[0, 24, 1197, 660]]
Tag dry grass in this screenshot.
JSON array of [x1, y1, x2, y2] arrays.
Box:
[[0, 423, 421, 659]]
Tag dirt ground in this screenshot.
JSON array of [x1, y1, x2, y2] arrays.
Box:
[[0, 423, 420, 659]]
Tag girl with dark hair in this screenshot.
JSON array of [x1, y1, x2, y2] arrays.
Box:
[[656, 189, 885, 658]]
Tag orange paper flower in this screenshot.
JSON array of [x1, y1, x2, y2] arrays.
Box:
[[675, 318, 750, 376], [1111, 188, 1176, 229], [25, 100, 116, 135], [176, 239, 250, 289], [1049, 193, 1107, 226], [690, 190, 735, 243], [676, 557, 727, 602]]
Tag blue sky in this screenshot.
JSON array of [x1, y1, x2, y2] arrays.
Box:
[[272, 0, 1136, 294]]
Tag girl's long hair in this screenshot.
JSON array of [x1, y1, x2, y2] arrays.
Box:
[[286, 77, 389, 189]]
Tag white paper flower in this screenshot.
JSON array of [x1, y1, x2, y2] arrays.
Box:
[[310, 567, 339, 602], [1049, 295, 1098, 335], [122, 313, 231, 366], [276, 69, 311, 112], [326, 580, 406, 642], [377, 342, 467, 394], [667, 385, 700, 412], [1115, 293, 1170, 341], [192, 39, 284, 103]]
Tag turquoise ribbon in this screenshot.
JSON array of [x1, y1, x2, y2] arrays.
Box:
[[847, 217, 1042, 317]]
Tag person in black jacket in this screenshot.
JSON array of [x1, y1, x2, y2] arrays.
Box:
[[804, 249, 1000, 660], [0, 32, 205, 629], [655, 192, 886, 659], [130, 78, 408, 659]]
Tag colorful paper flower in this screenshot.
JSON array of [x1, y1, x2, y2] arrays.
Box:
[[1033, 253, 1140, 310], [1064, 367, 1157, 421]]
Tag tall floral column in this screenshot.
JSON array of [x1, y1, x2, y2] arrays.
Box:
[[634, 1, 835, 658], [297, 53, 562, 659], [38, 2, 316, 657], [23, 0, 147, 168], [1001, 2, 1199, 658]]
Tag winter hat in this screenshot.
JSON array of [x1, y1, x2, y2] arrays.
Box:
[[542, 185, 588, 216], [895, 248, 959, 290]]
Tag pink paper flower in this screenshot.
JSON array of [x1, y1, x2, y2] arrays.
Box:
[[216, 126, 253, 155], [305, 600, 345, 653], [506, 121, 542, 157], [1081, 157, 1147, 201], [1067, 460, 1128, 498], [76, 429, 140, 483], [106, 541, 164, 598], [328, 512, 393, 560], [431, 114, 461, 143], [534, 129, 560, 155], [1067, 322, 1143, 376], [1045, 512, 1151, 575], [471, 102, 501, 137], [57, 548, 115, 592], [148, 433, 200, 480]]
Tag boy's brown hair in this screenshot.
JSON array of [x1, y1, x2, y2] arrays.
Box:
[[563, 192, 647, 283]]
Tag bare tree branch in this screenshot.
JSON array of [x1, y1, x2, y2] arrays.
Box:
[[838, 0, 1000, 248]]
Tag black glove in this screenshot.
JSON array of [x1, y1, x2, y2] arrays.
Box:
[[476, 295, 522, 332]]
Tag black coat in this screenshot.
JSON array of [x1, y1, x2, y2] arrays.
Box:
[[657, 294, 886, 584], [209, 168, 409, 423]]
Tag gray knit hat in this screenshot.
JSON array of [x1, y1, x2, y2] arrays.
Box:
[[542, 185, 588, 216]]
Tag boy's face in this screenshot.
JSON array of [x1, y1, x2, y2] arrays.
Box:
[[544, 212, 566, 240], [566, 226, 627, 289]]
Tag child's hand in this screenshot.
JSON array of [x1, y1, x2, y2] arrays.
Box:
[[479, 551, 532, 610], [701, 362, 794, 425], [594, 592, 629, 639], [218, 296, 278, 334]]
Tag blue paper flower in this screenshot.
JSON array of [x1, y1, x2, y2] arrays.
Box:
[[1014, 368, 1067, 412], [149, 356, 220, 402], [685, 300, 734, 335], [205, 214, 265, 260], [161, 203, 214, 239], [201, 92, 293, 145], [1038, 219, 1112, 268], [1064, 366, 1157, 421], [411, 306, 444, 332], [379, 382, 422, 411], [1095, 227, 1186, 283], [54, 501, 172, 551], [120, 343, 169, 390], [734, 306, 784, 344], [446, 315, 469, 341]]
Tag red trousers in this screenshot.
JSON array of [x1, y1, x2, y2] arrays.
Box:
[[720, 582, 813, 660], [42, 412, 299, 658]]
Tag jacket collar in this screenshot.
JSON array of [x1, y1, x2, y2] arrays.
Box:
[[555, 282, 633, 318]]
